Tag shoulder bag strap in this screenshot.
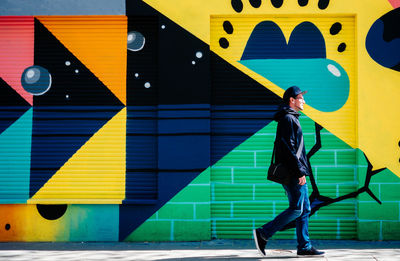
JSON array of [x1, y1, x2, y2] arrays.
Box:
[[271, 141, 276, 164]]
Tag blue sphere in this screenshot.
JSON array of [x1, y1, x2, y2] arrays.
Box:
[[21, 65, 52, 95]]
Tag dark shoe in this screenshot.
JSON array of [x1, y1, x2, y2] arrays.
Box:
[[253, 228, 267, 256], [297, 246, 325, 256]]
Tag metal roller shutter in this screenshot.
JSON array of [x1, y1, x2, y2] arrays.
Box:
[[210, 15, 356, 240]]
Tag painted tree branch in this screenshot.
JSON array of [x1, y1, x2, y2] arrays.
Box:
[[280, 122, 385, 231]]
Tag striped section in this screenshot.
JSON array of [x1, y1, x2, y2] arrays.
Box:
[[0, 16, 34, 105], [125, 106, 158, 203], [37, 16, 127, 105], [0, 108, 32, 203], [29, 108, 126, 204]]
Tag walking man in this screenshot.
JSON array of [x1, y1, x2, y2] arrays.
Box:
[[253, 86, 324, 257]]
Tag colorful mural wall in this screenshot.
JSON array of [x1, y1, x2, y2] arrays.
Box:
[[0, 0, 399, 241]]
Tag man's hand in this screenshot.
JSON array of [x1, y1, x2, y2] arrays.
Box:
[[298, 176, 306, 185]]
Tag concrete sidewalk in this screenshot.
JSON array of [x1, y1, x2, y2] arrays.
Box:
[[0, 240, 399, 260]]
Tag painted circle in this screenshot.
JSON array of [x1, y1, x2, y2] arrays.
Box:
[[249, 0, 262, 8], [219, 38, 229, 49], [298, 0, 309, 7], [37, 204, 68, 220], [21, 65, 52, 96], [231, 0, 243, 13], [223, 21, 234, 34], [338, 43, 347, 52], [330, 22, 342, 35], [128, 31, 146, 51]]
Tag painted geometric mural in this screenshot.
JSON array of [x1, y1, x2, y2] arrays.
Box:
[[0, 0, 400, 241]]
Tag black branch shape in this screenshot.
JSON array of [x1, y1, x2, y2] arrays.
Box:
[[280, 122, 385, 231]]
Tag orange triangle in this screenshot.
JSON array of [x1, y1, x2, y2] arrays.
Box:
[[37, 16, 127, 105]]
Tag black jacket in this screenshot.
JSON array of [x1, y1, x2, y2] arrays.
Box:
[[273, 105, 311, 178]]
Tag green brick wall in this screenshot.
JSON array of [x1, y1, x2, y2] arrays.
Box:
[[211, 116, 359, 240], [357, 151, 400, 241], [125, 115, 400, 241]]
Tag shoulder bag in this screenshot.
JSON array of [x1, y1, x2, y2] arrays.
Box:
[[267, 136, 303, 185]]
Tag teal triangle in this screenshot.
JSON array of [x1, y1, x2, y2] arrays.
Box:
[[0, 108, 32, 203]]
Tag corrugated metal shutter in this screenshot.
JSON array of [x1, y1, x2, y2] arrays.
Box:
[[0, 16, 131, 204], [210, 15, 356, 240], [29, 16, 127, 204], [125, 15, 159, 204]]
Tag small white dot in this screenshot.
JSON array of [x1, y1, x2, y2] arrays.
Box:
[[192, 61, 196, 65], [135, 73, 139, 78], [196, 51, 203, 59], [75, 69, 79, 74], [65, 61, 71, 66], [161, 25, 166, 29], [66, 94, 69, 99], [144, 82, 151, 88]]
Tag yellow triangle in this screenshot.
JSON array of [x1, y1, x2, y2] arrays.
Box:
[[37, 16, 127, 105], [29, 108, 127, 204]]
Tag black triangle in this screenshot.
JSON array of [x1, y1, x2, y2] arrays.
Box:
[[126, 3, 211, 105], [211, 52, 283, 105], [0, 77, 31, 135], [33, 18, 124, 106], [0, 77, 31, 107]]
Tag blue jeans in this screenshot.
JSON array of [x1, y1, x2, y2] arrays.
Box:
[[260, 180, 311, 251]]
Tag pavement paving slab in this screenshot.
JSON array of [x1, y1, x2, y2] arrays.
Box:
[[0, 240, 399, 261]]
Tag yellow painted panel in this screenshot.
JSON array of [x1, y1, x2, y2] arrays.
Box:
[[144, 0, 400, 177], [211, 15, 357, 148], [37, 16, 127, 105], [29, 108, 127, 204]]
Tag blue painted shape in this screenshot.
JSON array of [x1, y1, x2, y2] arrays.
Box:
[[239, 59, 350, 112], [158, 119, 210, 134], [0, 108, 32, 203], [29, 107, 120, 197], [158, 105, 210, 170], [119, 105, 277, 240], [366, 18, 400, 70], [125, 107, 158, 203], [287, 22, 326, 59], [68, 205, 119, 241], [0, 107, 30, 135], [241, 21, 326, 60], [21, 65, 52, 95], [158, 135, 210, 170], [240, 21, 287, 60]]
